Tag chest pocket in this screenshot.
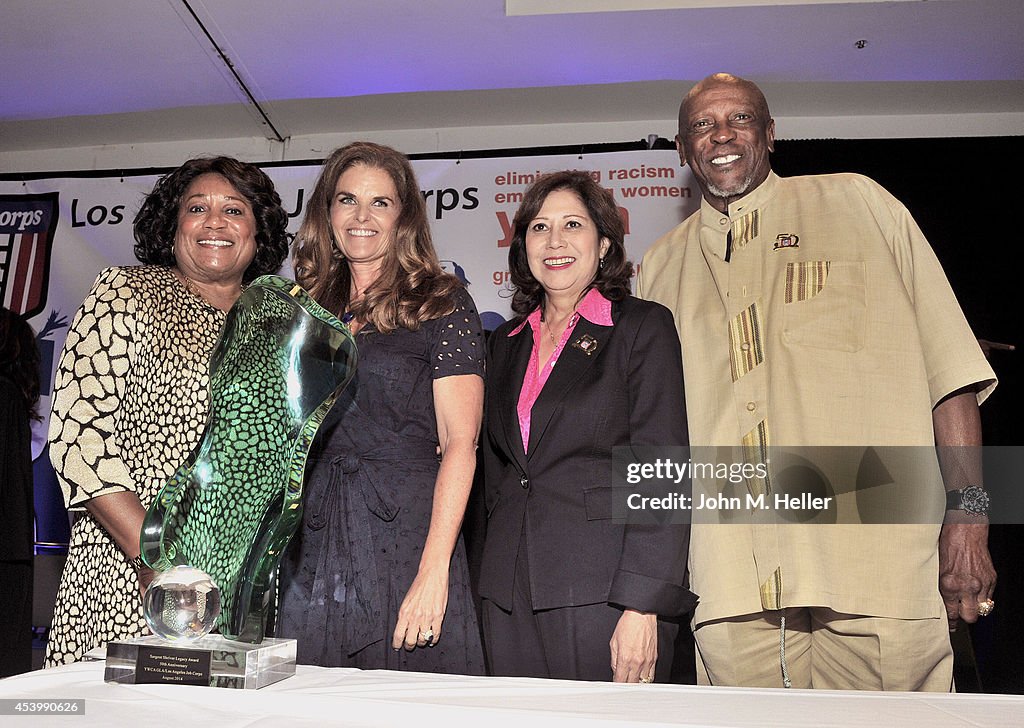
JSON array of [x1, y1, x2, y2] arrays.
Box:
[[782, 261, 866, 352]]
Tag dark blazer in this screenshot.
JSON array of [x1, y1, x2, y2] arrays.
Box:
[[479, 295, 695, 617]]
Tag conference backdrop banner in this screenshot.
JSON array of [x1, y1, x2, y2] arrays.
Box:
[[1, 149, 697, 461]]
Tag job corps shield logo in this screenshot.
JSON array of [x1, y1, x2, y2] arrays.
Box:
[[0, 192, 59, 318]]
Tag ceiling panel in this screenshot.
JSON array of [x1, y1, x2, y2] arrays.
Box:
[[506, 0, 928, 11], [0, 0, 250, 120], [190, 0, 1024, 102], [0, 0, 1021, 152]]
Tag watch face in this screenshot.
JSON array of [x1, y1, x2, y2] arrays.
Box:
[[961, 486, 991, 516]]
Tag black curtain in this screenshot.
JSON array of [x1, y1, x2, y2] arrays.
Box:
[[774, 136, 1023, 694]]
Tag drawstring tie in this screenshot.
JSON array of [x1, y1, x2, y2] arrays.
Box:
[[779, 614, 793, 688]]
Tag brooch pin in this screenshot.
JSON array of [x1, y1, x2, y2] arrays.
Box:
[[572, 334, 599, 356], [773, 233, 800, 250]]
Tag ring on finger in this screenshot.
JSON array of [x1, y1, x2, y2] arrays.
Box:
[[977, 598, 995, 617], [638, 675, 653, 684], [419, 628, 435, 643]]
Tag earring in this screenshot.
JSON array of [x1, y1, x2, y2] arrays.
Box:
[[599, 257, 605, 269]]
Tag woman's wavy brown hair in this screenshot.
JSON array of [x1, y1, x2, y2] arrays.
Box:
[[292, 142, 462, 332], [508, 170, 632, 316], [133, 156, 289, 284]]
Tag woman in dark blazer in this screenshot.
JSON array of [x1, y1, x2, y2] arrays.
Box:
[[480, 170, 695, 683]]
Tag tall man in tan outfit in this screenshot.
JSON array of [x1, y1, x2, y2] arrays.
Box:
[[637, 73, 997, 691]]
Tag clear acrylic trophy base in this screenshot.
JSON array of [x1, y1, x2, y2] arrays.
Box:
[[104, 635, 296, 689]]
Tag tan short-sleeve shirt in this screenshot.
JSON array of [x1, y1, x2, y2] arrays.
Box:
[[638, 172, 996, 623]]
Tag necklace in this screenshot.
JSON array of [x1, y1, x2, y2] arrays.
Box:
[[542, 311, 573, 345], [343, 290, 366, 326], [542, 318, 557, 345], [180, 273, 199, 298], [177, 271, 241, 310]]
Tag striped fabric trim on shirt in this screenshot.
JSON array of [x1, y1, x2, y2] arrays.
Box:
[[730, 209, 760, 251], [785, 260, 830, 304], [741, 418, 772, 498], [759, 567, 784, 611], [728, 301, 765, 382]]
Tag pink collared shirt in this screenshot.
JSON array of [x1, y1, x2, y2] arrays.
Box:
[[509, 287, 613, 453]]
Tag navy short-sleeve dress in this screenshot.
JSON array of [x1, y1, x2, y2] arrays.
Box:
[[277, 287, 485, 674]]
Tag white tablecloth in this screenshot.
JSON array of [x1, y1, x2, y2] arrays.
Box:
[[1, 661, 1020, 727]]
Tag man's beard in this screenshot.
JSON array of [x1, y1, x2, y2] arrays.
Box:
[[706, 174, 753, 201]]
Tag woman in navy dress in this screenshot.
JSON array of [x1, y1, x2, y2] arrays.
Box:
[[278, 142, 484, 674]]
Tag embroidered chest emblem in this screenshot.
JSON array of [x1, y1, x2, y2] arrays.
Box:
[[572, 334, 599, 356], [773, 233, 800, 250]]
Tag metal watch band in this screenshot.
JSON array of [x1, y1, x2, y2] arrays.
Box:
[[946, 486, 990, 516]]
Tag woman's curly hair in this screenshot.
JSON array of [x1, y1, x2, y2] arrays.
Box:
[[0, 307, 41, 421], [292, 142, 462, 332], [132, 156, 289, 284], [508, 170, 633, 316]]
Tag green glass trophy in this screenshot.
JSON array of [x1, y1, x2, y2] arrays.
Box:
[[105, 275, 357, 689]]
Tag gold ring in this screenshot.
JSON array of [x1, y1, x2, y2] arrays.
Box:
[[638, 676, 653, 684], [977, 599, 995, 617]]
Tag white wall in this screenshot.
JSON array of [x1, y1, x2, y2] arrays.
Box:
[[2, 112, 1021, 174]]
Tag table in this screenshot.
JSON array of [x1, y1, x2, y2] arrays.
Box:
[[1, 661, 1021, 727]]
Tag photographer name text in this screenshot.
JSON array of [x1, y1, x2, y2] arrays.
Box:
[[627, 492, 833, 511]]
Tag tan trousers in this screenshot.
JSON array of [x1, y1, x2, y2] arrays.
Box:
[[694, 607, 953, 691]]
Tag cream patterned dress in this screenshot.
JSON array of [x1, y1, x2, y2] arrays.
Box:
[[45, 266, 225, 666]]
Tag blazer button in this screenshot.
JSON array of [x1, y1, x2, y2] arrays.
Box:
[[520, 476, 529, 489]]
